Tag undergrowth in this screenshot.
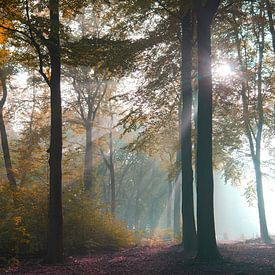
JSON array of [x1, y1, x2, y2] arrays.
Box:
[[0, 183, 136, 266]]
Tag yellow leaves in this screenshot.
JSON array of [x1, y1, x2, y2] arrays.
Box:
[[45, 67, 51, 80], [0, 16, 12, 45], [13, 216, 22, 226]]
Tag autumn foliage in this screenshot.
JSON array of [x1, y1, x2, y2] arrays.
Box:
[[0, 182, 135, 265]]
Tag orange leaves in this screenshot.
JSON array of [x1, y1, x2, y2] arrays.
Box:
[[0, 17, 12, 66]]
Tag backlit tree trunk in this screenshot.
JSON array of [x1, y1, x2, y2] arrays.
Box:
[[180, 10, 197, 253], [195, 0, 221, 261]]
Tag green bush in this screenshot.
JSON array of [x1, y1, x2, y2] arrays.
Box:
[[0, 183, 136, 261]]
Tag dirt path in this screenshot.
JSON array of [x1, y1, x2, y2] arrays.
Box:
[[3, 241, 275, 274]]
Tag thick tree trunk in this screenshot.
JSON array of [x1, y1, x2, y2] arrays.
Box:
[[47, 0, 63, 264], [196, 0, 220, 261], [83, 123, 93, 191], [0, 71, 16, 189], [180, 11, 197, 253]]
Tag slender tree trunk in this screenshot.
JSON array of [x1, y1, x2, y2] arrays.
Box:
[[253, 157, 271, 243], [196, 0, 220, 261], [254, 21, 271, 243], [84, 123, 93, 191], [180, 10, 197, 253], [0, 71, 16, 189], [47, 0, 63, 264]]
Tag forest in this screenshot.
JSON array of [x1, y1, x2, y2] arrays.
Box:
[[0, 0, 274, 274]]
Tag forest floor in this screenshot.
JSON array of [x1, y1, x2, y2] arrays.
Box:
[[3, 239, 275, 274]]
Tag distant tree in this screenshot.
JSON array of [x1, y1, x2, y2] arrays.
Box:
[[100, 107, 116, 216], [211, 0, 273, 244], [0, 21, 17, 189], [65, 66, 108, 191], [0, 67, 17, 189], [16, 77, 50, 186], [231, 1, 271, 244]]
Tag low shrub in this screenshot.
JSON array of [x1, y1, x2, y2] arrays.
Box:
[[0, 183, 136, 262]]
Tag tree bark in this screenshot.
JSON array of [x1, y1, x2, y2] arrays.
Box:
[[46, 0, 63, 264], [180, 10, 197, 253], [0, 70, 17, 189], [195, 0, 221, 261]]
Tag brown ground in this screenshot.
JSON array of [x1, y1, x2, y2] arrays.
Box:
[[3, 240, 275, 274]]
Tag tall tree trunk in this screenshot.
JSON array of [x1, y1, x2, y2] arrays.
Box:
[[196, 0, 220, 261], [0, 70, 16, 189], [253, 157, 271, 243], [47, 0, 63, 264], [180, 10, 197, 253], [83, 123, 93, 191], [254, 20, 271, 243]]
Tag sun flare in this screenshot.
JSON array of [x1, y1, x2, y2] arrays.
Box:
[[214, 63, 233, 78]]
